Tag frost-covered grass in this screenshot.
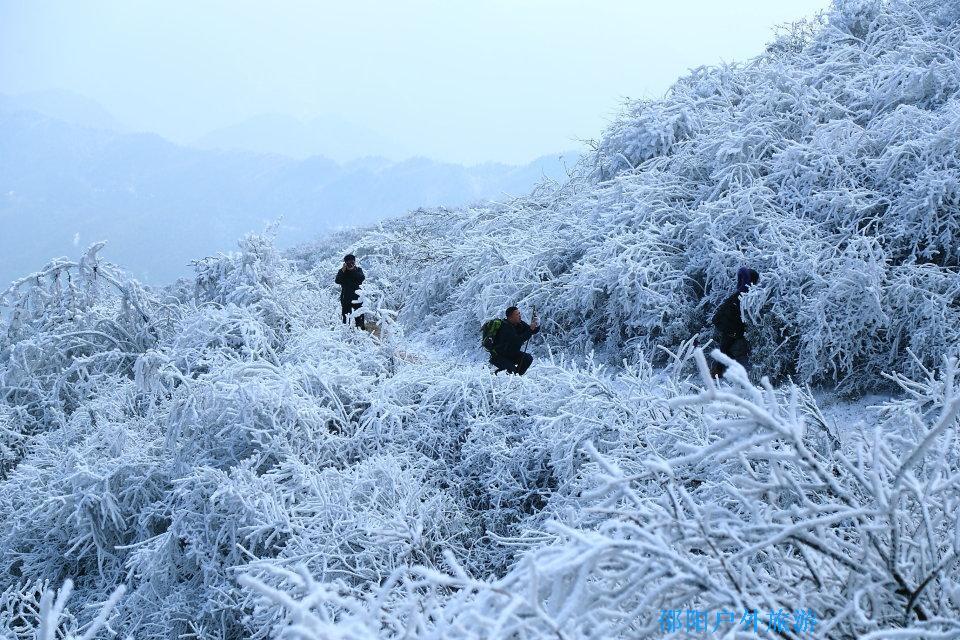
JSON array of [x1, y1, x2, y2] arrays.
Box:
[[2, 0, 960, 638]]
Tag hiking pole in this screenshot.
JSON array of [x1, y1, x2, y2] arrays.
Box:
[[520, 339, 530, 357], [521, 306, 538, 356]]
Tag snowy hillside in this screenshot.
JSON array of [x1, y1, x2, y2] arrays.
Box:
[[1, 1, 959, 638], [322, 0, 960, 394]]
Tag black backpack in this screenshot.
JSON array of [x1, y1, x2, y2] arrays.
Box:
[[481, 318, 503, 354]]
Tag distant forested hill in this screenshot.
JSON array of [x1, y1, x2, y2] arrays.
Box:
[[0, 108, 576, 284]]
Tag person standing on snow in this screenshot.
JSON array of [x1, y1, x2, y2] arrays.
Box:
[[335, 253, 366, 330], [710, 266, 759, 378], [489, 306, 540, 375]]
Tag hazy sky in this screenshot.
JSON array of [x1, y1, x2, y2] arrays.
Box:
[[0, 0, 830, 164]]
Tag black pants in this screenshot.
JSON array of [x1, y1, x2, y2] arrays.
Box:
[[711, 335, 750, 378], [341, 301, 365, 330], [491, 352, 533, 375]]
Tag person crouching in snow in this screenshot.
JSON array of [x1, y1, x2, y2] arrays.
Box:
[[490, 306, 540, 375]]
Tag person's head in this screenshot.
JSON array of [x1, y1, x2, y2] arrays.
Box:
[[505, 306, 520, 325], [737, 267, 760, 293], [344, 253, 357, 270]]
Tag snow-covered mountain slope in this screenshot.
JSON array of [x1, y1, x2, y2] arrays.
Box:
[[309, 0, 960, 393], [1, 1, 959, 638]]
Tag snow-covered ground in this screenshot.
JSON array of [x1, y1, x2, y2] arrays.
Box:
[[0, 234, 956, 639], [2, 0, 960, 638]]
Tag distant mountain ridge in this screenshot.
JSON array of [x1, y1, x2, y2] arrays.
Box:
[[0, 89, 127, 132], [0, 106, 578, 285], [194, 113, 412, 162]]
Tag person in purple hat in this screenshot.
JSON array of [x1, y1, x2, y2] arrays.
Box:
[[710, 266, 759, 378]]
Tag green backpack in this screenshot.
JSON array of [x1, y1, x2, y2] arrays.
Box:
[[481, 318, 503, 354]]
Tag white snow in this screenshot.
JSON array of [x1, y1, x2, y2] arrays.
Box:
[[1, 0, 959, 638]]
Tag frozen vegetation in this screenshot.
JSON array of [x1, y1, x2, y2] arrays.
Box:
[[1, 0, 960, 637]]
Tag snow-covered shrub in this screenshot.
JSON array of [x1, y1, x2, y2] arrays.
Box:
[[0, 242, 161, 453], [0, 232, 675, 637], [0, 579, 125, 640], [882, 263, 960, 375], [241, 348, 960, 639], [190, 231, 327, 345], [0, 237, 338, 637], [593, 101, 698, 180], [435, 348, 960, 638]]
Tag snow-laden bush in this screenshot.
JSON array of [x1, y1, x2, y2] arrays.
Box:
[[0, 233, 672, 637], [0, 235, 333, 636], [0, 579, 125, 640], [2, 228, 958, 638], [0, 242, 162, 438], [241, 348, 960, 639], [454, 349, 960, 638]]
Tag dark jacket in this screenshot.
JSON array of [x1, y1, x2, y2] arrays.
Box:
[[492, 320, 539, 358], [335, 267, 365, 303], [712, 292, 745, 341]]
